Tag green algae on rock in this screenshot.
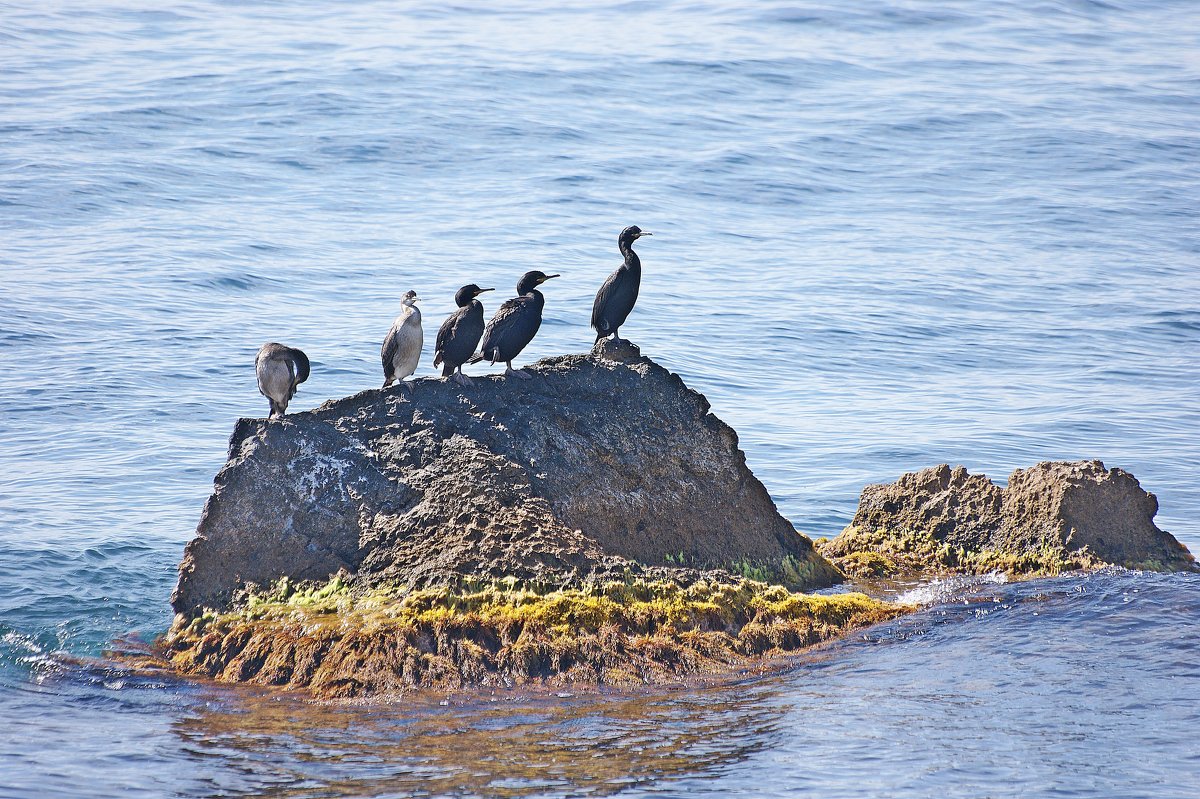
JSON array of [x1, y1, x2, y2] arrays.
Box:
[[161, 576, 907, 699], [819, 524, 1109, 578], [819, 461, 1196, 578]]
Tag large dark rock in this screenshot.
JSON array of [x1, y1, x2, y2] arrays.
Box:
[[820, 460, 1195, 576], [171, 341, 839, 617]]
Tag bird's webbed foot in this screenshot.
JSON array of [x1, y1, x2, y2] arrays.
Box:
[[452, 371, 473, 387], [505, 365, 534, 380]]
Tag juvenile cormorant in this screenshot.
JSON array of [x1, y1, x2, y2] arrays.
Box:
[[434, 283, 494, 386], [255, 342, 310, 419], [469, 270, 559, 379], [381, 290, 423, 391], [591, 225, 651, 344]]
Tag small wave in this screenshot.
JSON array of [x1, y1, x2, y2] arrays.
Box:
[[895, 571, 1008, 606], [0, 628, 63, 684], [193, 272, 284, 292]]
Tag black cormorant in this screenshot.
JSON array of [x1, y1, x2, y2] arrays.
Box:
[[255, 342, 310, 419], [469, 270, 560, 379], [591, 225, 651, 343], [381, 289, 423, 391], [434, 283, 494, 386]]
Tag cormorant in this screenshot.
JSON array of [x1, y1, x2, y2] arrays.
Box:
[[255, 342, 310, 419], [434, 283, 494, 386], [469, 270, 560, 379], [381, 290, 423, 391], [591, 225, 651, 344]]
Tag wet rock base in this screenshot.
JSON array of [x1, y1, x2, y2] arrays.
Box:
[[160, 575, 906, 699]]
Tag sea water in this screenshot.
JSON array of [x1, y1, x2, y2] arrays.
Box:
[[2, 1, 1198, 796]]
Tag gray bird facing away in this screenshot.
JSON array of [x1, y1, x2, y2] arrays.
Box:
[[255, 342, 310, 419], [382, 290, 423, 392], [434, 283, 494, 387], [468, 270, 560, 380], [591, 225, 651, 344]]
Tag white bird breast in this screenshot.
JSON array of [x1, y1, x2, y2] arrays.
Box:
[[389, 306, 423, 379]]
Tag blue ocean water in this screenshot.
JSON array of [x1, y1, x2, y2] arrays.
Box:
[[1, 1, 1198, 796]]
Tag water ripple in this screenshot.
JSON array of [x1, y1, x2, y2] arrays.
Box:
[[2, 0, 1199, 795]]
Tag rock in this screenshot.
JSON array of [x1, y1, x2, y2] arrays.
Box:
[[160, 577, 905, 698], [171, 340, 840, 617], [820, 460, 1195, 576], [1004, 461, 1191, 570]]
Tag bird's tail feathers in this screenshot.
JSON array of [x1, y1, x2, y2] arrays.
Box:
[[441, 362, 454, 377], [466, 352, 484, 365]]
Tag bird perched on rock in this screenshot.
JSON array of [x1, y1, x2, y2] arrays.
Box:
[[381, 290, 423, 391], [592, 225, 651, 344], [434, 283, 494, 386], [255, 342, 310, 419], [470, 270, 559, 379]]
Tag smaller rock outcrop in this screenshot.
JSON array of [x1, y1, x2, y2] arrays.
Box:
[[820, 460, 1195, 577]]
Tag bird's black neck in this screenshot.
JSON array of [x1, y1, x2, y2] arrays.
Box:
[[524, 288, 545, 309], [619, 241, 641, 271]]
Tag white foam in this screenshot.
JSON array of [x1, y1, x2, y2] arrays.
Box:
[[895, 571, 1008, 606]]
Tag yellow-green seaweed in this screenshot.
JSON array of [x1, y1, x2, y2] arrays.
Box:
[[159, 576, 910, 699], [818, 525, 1106, 578]]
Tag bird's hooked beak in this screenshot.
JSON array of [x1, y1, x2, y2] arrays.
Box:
[[636, 231, 652, 238], [477, 287, 495, 294], [537, 274, 561, 284]]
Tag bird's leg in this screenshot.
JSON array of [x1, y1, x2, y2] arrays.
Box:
[[505, 362, 533, 380], [402, 379, 414, 395]]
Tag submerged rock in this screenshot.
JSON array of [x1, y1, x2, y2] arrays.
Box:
[[171, 340, 840, 619], [820, 460, 1195, 577]]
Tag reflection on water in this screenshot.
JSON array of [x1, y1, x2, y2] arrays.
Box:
[[175, 677, 793, 798]]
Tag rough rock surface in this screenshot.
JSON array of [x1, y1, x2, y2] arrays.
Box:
[[171, 340, 839, 617], [821, 460, 1195, 575]]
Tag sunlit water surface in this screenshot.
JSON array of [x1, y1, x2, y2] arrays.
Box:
[[2, 1, 1198, 796]]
